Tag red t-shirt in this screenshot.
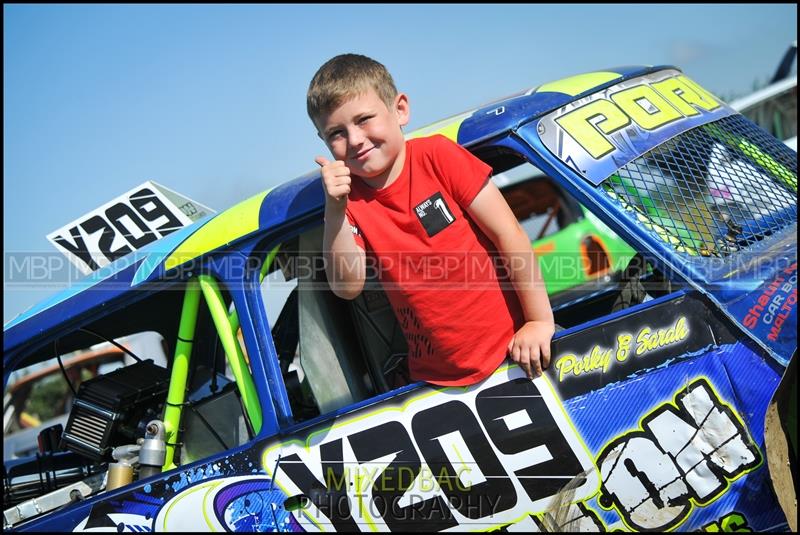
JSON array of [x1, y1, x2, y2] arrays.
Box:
[[345, 134, 525, 386]]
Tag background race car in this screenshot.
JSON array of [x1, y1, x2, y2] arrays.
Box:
[[495, 163, 637, 298]]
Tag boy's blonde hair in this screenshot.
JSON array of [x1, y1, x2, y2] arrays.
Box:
[[307, 54, 398, 126]]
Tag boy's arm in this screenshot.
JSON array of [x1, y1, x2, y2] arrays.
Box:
[[317, 157, 366, 300], [465, 179, 555, 379]]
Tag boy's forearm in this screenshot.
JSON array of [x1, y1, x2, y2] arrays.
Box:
[[323, 204, 366, 299], [497, 230, 554, 324]]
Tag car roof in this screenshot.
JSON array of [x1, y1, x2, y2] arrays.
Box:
[[4, 65, 672, 349]]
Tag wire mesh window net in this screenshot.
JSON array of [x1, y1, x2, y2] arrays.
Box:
[[602, 114, 797, 258]]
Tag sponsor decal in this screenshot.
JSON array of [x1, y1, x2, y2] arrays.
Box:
[[546, 294, 735, 399], [537, 70, 734, 185], [742, 261, 797, 342], [596, 378, 761, 531], [555, 316, 690, 382]]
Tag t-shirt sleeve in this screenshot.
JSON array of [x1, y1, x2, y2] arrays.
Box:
[[429, 134, 493, 209], [344, 207, 366, 250]]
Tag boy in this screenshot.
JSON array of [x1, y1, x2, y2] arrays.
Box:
[[307, 53, 554, 386]]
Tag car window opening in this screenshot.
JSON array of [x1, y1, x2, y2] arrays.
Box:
[[3, 277, 258, 514]]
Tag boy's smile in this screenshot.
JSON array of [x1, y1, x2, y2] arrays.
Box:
[[317, 88, 410, 189]]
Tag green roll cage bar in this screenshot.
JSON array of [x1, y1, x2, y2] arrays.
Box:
[[161, 244, 280, 471]]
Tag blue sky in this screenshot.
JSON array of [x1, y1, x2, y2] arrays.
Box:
[[3, 3, 797, 323]]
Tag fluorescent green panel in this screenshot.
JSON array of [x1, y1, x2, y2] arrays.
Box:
[[407, 111, 472, 143], [538, 72, 621, 96], [164, 190, 269, 271]]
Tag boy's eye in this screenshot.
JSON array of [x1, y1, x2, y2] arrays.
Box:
[[327, 130, 343, 141], [358, 115, 373, 124]]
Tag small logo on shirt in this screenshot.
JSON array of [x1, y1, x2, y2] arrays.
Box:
[[415, 192, 456, 238]]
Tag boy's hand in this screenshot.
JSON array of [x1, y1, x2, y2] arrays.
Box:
[[508, 320, 554, 379], [316, 156, 351, 205]]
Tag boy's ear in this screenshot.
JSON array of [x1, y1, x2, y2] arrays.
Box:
[[395, 93, 410, 127]]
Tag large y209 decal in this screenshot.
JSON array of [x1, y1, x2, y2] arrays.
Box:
[[596, 378, 762, 531], [264, 367, 598, 532]]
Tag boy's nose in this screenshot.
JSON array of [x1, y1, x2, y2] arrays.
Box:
[[347, 126, 366, 147]]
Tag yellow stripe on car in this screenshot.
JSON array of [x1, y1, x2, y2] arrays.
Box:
[[164, 190, 269, 271], [537, 71, 622, 96], [407, 111, 472, 143]]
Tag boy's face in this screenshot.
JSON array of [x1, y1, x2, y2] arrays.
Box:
[[316, 88, 410, 182]]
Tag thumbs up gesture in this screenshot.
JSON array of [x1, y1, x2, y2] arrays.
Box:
[[316, 156, 352, 205]]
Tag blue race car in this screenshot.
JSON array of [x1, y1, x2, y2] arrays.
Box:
[[4, 65, 796, 532]]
